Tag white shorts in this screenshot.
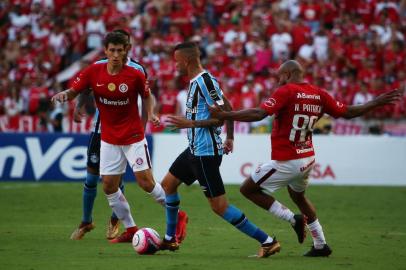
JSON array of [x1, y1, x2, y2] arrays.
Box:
[[251, 156, 315, 193], [100, 139, 152, 175]]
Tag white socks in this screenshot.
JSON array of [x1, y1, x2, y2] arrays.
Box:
[[149, 183, 165, 206], [269, 200, 295, 225], [307, 219, 326, 249], [106, 189, 136, 228]]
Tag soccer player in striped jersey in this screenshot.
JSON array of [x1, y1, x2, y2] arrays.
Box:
[[159, 42, 280, 258]]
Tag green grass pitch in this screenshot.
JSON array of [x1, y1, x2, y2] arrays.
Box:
[[1, 182, 406, 270]]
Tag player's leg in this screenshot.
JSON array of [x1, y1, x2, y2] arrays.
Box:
[[160, 148, 195, 250], [126, 141, 189, 243], [70, 132, 100, 240], [288, 186, 332, 257], [197, 155, 280, 258], [100, 141, 138, 243], [106, 174, 124, 240], [240, 160, 306, 243]]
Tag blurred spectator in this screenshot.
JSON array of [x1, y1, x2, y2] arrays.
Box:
[[0, 0, 405, 134]]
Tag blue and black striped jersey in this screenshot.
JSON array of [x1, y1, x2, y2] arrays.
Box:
[[186, 71, 224, 156]]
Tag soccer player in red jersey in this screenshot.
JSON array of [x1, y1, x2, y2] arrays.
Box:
[[52, 32, 164, 243], [210, 60, 401, 257]]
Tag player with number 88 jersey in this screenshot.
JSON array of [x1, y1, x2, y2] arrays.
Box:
[[209, 60, 401, 257]]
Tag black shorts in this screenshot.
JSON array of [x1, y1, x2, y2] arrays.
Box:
[[87, 132, 101, 171], [169, 148, 225, 198]]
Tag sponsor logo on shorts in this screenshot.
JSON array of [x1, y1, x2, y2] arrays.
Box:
[[119, 83, 128, 93], [136, 158, 144, 165], [255, 165, 261, 174], [90, 153, 99, 164]]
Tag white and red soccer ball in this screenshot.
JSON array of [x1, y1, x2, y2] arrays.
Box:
[[132, 228, 162, 255]]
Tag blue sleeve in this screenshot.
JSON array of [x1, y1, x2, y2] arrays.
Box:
[[197, 73, 224, 106]]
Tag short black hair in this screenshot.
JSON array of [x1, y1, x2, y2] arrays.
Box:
[[174, 42, 200, 58], [103, 32, 128, 48], [174, 42, 199, 52], [113, 29, 130, 42]]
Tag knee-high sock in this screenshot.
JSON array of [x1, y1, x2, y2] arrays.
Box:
[[307, 219, 326, 249], [165, 193, 180, 240], [268, 200, 295, 225], [222, 205, 271, 244], [111, 180, 125, 220], [149, 183, 165, 206], [82, 173, 99, 223], [106, 189, 135, 228]]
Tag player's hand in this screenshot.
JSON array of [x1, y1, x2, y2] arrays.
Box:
[[208, 105, 226, 120], [149, 114, 160, 126], [51, 91, 68, 104], [373, 89, 402, 106], [73, 107, 85, 123], [223, 138, 234, 155], [166, 115, 193, 129]]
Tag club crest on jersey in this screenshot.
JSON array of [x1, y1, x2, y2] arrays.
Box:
[[209, 89, 219, 100], [264, 98, 276, 107], [136, 158, 144, 165], [119, 83, 128, 93], [108, 83, 116, 91], [336, 101, 344, 107]]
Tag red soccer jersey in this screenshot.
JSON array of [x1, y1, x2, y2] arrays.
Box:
[[260, 83, 347, 161], [71, 62, 148, 145]]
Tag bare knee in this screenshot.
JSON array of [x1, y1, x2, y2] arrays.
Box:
[[102, 176, 120, 194], [209, 196, 228, 216], [161, 173, 181, 195], [135, 170, 155, 193], [240, 178, 259, 198]]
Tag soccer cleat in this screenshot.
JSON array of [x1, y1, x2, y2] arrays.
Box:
[[292, 214, 307, 244], [175, 210, 188, 243], [106, 218, 120, 240], [160, 238, 179, 251], [70, 222, 95, 240], [304, 244, 332, 257], [257, 238, 281, 258], [109, 230, 136, 243]]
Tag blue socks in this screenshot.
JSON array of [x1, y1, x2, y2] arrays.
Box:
[[222, 205, 269, 244], [165, 193, 180, 239], [82, 173, 99, 223]]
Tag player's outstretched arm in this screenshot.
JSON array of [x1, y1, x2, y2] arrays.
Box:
[[342, 89, 402, 119], [51, 89, 80, 104], [209, 106, 268, 122], [166, 115, 223, 129]]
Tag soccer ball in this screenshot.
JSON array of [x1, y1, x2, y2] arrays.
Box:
[[132, 228, 162, 255]]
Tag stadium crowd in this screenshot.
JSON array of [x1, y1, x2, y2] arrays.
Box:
[[0, 0, 406, 133]]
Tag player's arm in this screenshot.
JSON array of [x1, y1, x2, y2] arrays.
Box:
[[166, 115, 223, 129], [342, 89, 402, 119], [52, 65, 92, 104], [209, 106, 268, 122], [51, 88, 80, 104], [222, 95, 234, 154], [73, 89, 92, 123], [142, 89, 160, 126]]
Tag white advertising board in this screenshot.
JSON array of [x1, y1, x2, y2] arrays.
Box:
[[153, 134, 406, 186]]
